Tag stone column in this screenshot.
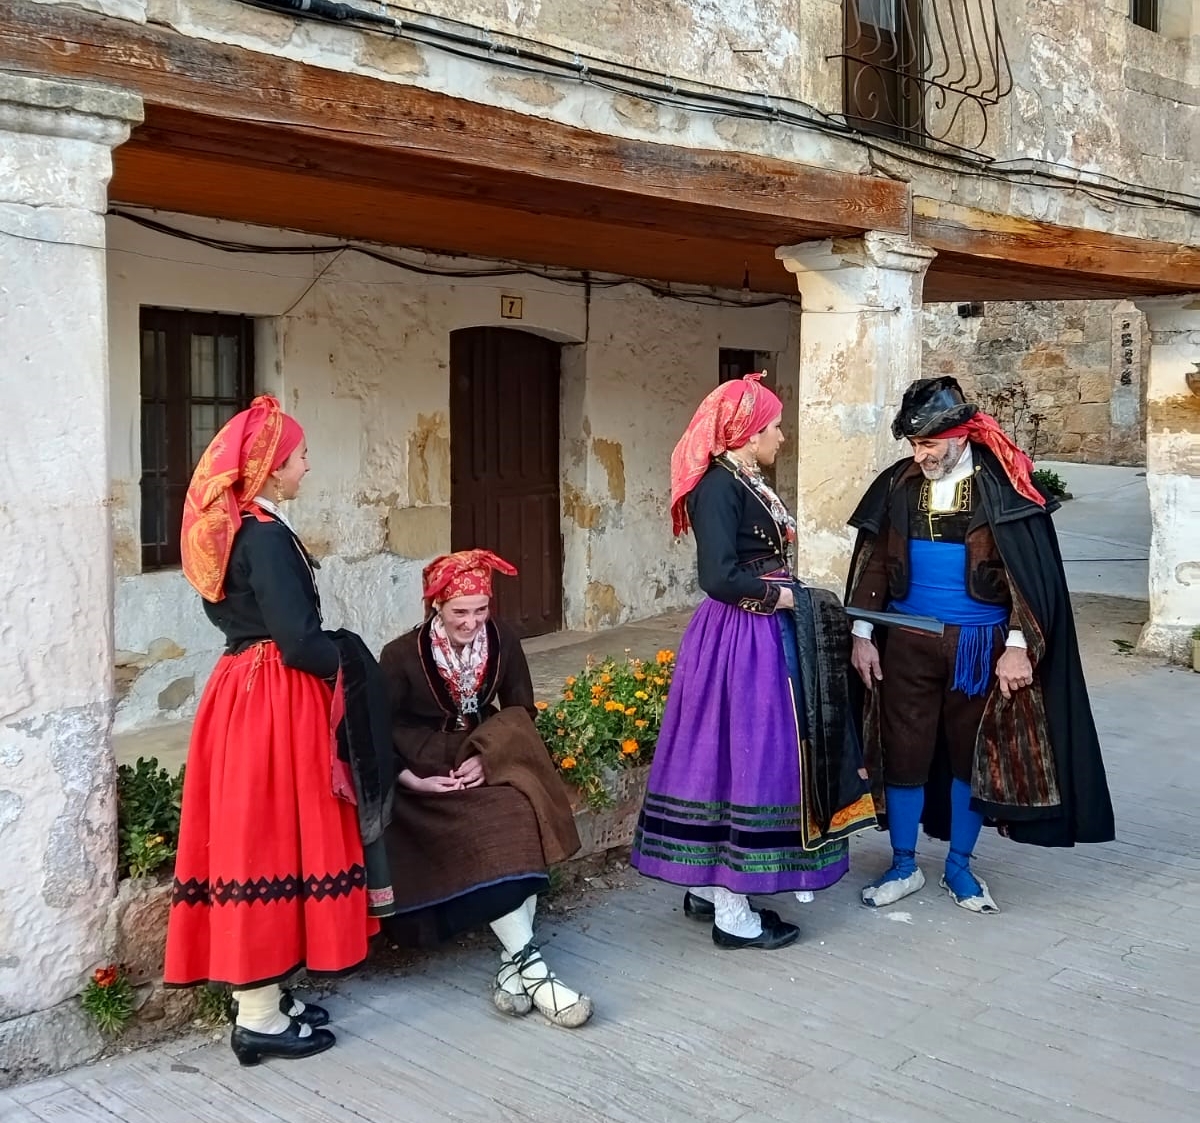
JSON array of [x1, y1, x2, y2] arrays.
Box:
[[1134, 294, 1200, 662], [776, 234, 936, 589], [0, 74, 142, 1077]]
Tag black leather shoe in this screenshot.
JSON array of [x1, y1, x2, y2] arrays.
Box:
[[683, 892, 781, 928], [280, 989, 330, 1028], [230, 1021, 336, 1066], [683, 891, 715, 920], [711, 916, 800, 951]]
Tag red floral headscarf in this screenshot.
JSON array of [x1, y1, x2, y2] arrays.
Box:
[[180, 395, 304, 602], [422, 549, 518, 607], [669, 373, 783, 536]]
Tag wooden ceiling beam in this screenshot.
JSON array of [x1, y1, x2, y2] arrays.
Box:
[[0, 0, 908, 241], [914, 199, 1200, 296]]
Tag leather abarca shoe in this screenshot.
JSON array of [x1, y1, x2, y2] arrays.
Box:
[[711, 915, 800, 951], [940, 874, 1000, 914], [861, 866, 926, 908], [230, 1021, 336, 1066]]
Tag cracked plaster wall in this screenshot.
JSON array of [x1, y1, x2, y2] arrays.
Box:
[[107, 212, 799, 731]]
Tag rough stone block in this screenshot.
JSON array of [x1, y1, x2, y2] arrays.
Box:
[[156, 676, 194, 712], [0, 999, 103, 1088], [1077, 373, 1112, 405], [1063, 403, 1111, 435], [386, 505, 450, 559]]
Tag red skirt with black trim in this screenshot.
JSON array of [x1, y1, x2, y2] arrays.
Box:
[[164, 643, 377, 989]]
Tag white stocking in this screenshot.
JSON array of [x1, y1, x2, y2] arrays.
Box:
[[712, 887, 762, 938], [489, 906, 532, 1000], [688, 885, 717, 903], [232, 984, 300, 1036]]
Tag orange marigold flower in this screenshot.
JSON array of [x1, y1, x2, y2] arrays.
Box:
[[620, 740, 639, 755], [557, 727, 566, 736], [563, 691, 574, 701], [591, 699, 600, 707], [561, 756, 577, 770], [634, 690, 648, 700], [634, 671, 647, 681], [565, 676, 577, 686], [591, 683, 604, 695], [600, 673, 612, 684], [625, 707, 637, 716], [635, 719, 648, 728], [535, 700, 549, 711]]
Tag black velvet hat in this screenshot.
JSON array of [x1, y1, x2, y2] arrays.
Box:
[[891, 376, 978, 440]]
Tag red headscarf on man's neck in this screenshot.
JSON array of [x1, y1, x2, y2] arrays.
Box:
[[180, 395, 305, 602], [669, 373, 783, 536], [934, 413, 1045, 508]]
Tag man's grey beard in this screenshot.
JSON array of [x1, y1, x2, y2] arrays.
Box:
[[919, 439, 966, 480]]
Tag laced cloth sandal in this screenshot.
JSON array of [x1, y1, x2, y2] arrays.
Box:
[[492, 956, 533, 1017], [511, 942, 594, 1029]]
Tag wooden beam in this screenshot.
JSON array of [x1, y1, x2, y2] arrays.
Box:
[[0, 0, 908, 241], [109, 145, 800, 294], [915, 198, 1200, 296]]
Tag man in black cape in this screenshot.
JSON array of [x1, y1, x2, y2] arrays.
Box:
[[845, 376, 1114, 914]]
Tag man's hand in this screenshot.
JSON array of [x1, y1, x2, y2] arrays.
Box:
[[776, 586, 795, 611], [996, 646, 1034, 699], [851, 636, 883, 689], [398, 769, 463, 794], [451, 755, 486, 789]]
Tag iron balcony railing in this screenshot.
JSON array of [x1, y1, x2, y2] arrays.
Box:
[[830, 0, 1013, 156]]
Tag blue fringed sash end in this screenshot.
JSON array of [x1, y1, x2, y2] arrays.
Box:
[[953, 624, 1000, 699]]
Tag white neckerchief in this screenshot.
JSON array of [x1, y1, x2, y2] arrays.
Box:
[[928, 444, 974, 512], [253, 495, 297, 535]]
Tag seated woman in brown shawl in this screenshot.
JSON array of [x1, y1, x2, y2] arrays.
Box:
[[378, 550, 593, 1029]]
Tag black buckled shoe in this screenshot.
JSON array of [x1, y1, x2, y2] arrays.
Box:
[[230, 1021, 336, 1066], [683, 892, 782, 928], [280, 989, 330, 1028], [712, 915, 800, 951]]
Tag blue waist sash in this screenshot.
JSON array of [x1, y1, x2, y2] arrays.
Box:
[[891, 541, 1006, 699]]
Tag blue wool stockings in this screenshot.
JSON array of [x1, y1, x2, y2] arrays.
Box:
[[945, 778, 985, 899], [881, 785, 925, 881]]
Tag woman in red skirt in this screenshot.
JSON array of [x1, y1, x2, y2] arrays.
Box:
[[164, 395, 375, 1065]]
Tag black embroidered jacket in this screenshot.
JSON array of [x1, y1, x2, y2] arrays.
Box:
[[686, 460, 790, 614]]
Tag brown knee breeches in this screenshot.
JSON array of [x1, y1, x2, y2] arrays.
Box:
[[879, 625, 1000, 786]]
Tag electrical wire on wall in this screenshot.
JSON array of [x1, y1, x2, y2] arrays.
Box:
[[230, 0, 1200, 220]]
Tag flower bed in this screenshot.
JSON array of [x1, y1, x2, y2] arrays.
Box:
[[535, 649, 674, 810]]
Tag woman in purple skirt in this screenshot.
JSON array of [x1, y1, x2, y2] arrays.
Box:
[[631, 374, 876, 950]]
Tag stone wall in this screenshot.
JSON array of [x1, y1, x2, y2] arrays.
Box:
[[106, 210, 800, 732], [923, 300, 1149, 465]]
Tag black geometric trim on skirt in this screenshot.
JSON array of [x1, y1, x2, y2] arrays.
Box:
[[171, 865, 367, 907]]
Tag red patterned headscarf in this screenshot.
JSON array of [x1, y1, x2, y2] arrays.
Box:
[[180, 395, 305, 602], [934, 414, 1045, 508], [422, 549, 518, 607], [669, 373, 783, 536]]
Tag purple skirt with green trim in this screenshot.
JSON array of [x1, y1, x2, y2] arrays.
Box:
[[630, 597, 850, 895]]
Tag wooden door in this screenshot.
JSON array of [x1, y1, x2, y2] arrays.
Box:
[[450, 327, 562, 638]]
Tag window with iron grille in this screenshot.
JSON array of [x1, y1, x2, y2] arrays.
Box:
[[139, 308, 255, 570], [1129, 0, 1159, 32], [834, 0, 1012, 156]]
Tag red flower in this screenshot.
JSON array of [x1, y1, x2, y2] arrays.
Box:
[[92, 965, 119, 989]]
